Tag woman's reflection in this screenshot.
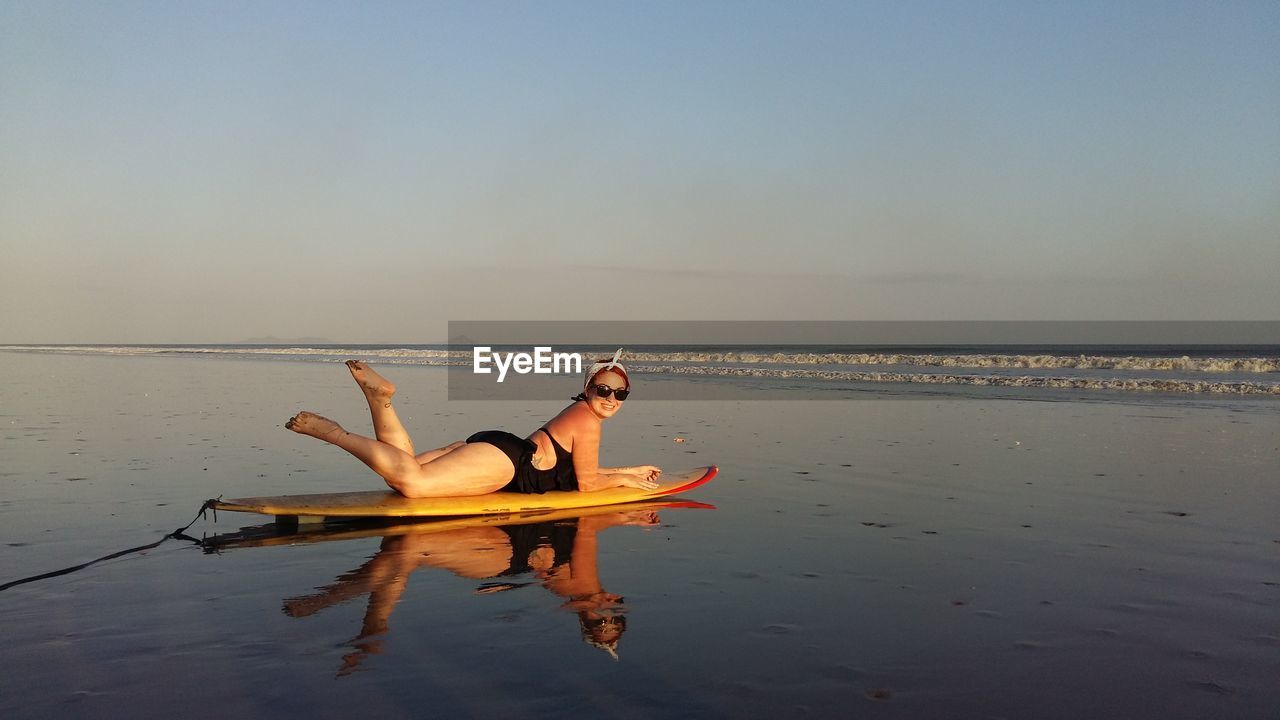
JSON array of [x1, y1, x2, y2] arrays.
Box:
[[281, 508, 664, 674]]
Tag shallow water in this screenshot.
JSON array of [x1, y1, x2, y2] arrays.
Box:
[[2, 352, 1277, 718]]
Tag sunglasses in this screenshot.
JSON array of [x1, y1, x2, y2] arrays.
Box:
[[585, 615, 626, 630], [590, 384, 630, 401]]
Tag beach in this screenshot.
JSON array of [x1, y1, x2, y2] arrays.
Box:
[[2, 349, 1277, 718]]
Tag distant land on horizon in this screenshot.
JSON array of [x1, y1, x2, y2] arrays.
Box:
[[232, 336, 337, 345]]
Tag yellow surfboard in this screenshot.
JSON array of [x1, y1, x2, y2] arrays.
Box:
[[212, 466, 717, 520], [201, 499, 717, 551]]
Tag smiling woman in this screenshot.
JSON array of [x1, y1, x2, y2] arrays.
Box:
[[286, 350, 663, 498]]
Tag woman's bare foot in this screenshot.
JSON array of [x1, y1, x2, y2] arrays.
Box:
[[346, 360, 396, 401], [286, 411, 345, 441]]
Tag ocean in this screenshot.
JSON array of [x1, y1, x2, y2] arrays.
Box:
[[1, 347, 1276, 718]]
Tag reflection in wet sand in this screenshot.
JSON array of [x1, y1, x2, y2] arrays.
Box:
[[204, 501, 714, 675]]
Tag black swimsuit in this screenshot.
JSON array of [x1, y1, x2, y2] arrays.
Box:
[[497, 521, 578, 576], [466, 421, 579, 494]]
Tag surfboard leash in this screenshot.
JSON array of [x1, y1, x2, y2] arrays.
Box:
[[0, 497, 223, 593]]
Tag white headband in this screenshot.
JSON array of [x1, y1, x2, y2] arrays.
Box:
[[583, 348, 628, 388]]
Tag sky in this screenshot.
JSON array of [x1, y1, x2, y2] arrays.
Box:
[[2, 1, 1278, 343]]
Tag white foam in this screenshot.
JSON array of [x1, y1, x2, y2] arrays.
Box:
[[628, 364, 1280, 395], [3, 345, 1277, 395], [617, 351, 1279, 373]]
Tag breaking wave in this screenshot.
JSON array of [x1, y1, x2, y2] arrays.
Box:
[[619, 351, 1280, 374], [2, 344, 1277, 396], [631, 364, 1280, 396]]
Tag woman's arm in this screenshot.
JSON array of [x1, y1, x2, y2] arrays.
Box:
[[570, 426, 660, 492], [581, 470, 659, 492], [599, 465, 662, 482], [599, 465, 660, 475]]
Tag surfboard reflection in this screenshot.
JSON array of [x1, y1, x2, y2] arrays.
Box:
[[202, 501, 713, 675]]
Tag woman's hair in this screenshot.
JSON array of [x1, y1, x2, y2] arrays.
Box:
[[587, 362, 630, 388], [572, 358, 631, 401]]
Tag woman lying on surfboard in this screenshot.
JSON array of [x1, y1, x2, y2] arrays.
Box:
[[285, 350, 662, 498]]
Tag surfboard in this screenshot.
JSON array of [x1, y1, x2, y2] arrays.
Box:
[[200, 499, 717, 551], [212, 465, 717, 521]]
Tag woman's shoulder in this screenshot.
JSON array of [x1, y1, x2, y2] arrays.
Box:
[[544, 402, 599, 437]]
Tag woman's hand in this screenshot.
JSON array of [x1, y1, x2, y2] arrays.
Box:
[[630, 465, 662, 482], [580, 510, 660, 531], [616, 509, 661, 526], [616, 471, 660, 491]]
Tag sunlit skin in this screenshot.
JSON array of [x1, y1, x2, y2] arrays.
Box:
[[286, 361, 661, 497], [281, 509, 658, 674]]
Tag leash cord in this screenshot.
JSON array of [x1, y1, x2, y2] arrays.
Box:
[[0, 498, 220, 593]]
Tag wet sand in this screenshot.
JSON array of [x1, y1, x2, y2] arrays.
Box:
[[1, 350, 1277, 718]]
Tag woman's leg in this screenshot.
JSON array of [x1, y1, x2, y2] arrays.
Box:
[[287, 412, 516, 497], [415, 441, 466, 464], [287, 412, 422, 485], [347, 361, 466, 465], [346, 361, 415, 456]]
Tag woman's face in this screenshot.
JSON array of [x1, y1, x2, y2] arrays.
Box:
[[585, 370, 628, 419]]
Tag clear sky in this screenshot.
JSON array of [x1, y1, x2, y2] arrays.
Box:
[[2, 1, 1277, 342]]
